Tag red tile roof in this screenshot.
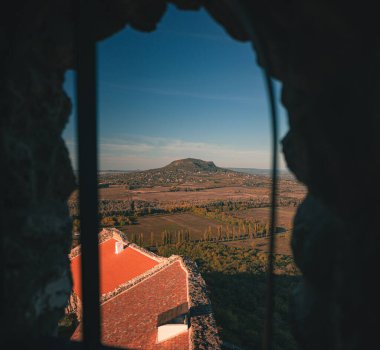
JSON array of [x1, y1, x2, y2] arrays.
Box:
[[72, 260, 190, 349], [70, 238, 159, 298]]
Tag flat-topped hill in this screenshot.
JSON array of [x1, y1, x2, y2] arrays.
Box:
[[98, 158, 252, 188], [95, 158, 305, 192], [163, 158, 228, 173]]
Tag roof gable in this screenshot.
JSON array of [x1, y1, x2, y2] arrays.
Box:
[[70, 229, 162, 298], [72, 260, 190, 349]]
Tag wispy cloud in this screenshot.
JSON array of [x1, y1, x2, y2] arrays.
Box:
[[101, 142, 154, 154], [99, 135, 271, 169], [64, 134, 286, 170], [101, 81, 255, 103]]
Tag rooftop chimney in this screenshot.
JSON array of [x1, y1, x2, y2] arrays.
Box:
[[115, 241, 123, 254]]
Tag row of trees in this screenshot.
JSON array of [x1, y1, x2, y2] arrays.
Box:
[[129, 230, 192, 246], [126, 222, 284, 249]]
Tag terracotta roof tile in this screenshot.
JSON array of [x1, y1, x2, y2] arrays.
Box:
[[72, 260, 189, 349], [70, 238, 159, 298]]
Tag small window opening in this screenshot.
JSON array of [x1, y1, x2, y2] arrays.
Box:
[[157, 303, 189, 343]]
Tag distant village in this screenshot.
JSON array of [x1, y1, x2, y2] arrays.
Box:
[[98, 158, 266, 189]]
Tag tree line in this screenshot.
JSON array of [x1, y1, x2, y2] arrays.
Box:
[[126, 224, 284, 248], [68, 197, 302, 220]]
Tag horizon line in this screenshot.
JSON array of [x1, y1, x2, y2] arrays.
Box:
[[71, 166, 289, 172]]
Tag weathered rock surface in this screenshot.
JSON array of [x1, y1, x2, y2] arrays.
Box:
[[1, 20, 76, 342]]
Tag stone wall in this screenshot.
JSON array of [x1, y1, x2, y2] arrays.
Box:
[[182, 257, 222, 350], [1, 1, 76, 341]]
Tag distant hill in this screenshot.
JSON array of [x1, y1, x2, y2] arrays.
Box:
[[96, 159, 301, 188], [97, 158, 302, 190], [163, 158, 229, 173], [98, 158, 254, 188]]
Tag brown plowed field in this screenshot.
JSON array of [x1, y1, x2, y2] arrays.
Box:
[[224, 233, 293, 256], [118, 213, 224, 242], [97, 185, 269, 202]]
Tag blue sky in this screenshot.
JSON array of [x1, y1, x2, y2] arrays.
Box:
[[63, 5, 288, 170]]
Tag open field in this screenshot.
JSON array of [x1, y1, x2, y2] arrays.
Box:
[[116, 210, 295, 256], [224, 232, 293, 256], [118, 212, 225, 242], [224, 207, 296, 255], [69, 182, 305, 204], [231, 207, 297, 229], [100, 185, 269, 202], [69, 164, 305, 255], [99, 179, 305, 202]]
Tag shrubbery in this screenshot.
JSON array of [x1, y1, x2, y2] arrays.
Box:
[[158, 242, 300, 349]]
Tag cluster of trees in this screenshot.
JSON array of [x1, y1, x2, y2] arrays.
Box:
[[158, 242, 299, 349], [68, 199, 189, 219], [71, 214, 138, 232], [168, 183, 230, 192], [158, 242, 297, 275], [198, 199, 301, 212], [68, 197, 301, 221], [100, 215, 137, 227], [193, 206, 263, 228]]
